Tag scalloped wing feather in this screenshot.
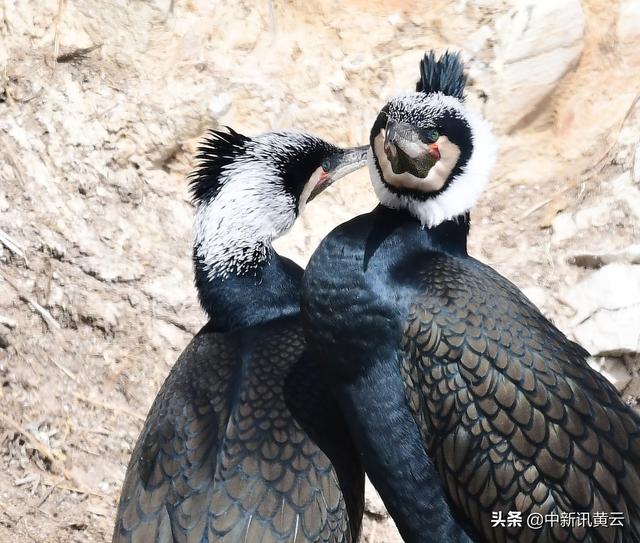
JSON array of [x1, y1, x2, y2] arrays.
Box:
[[400, 254, 640, 543], [113, 324, 357, 543]]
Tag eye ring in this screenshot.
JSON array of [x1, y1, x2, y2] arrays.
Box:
[[321, 159, 331, 172], [426, 128, 440, 143]]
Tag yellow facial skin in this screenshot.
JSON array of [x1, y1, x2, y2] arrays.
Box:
[[373, 128, 460, 193]]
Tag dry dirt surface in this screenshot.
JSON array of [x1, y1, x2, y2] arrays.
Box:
[[1, 1, 639, 542]]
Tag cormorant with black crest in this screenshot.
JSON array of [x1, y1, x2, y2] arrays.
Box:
[[113, 128, 368, 543], [301, 52, 640, 542]]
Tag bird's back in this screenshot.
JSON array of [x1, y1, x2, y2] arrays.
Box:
[[303, 206, 640, 542], [113, 317, 363, 543], [302, 208, 476, 542], [400, 252, 640, 542]]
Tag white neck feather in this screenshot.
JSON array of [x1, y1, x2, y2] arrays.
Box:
[[370, 95, 497, 228], [193, 162, 296, 280]]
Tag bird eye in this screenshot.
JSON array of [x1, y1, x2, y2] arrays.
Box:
[[426, 129, 440, 143], [321, 159, 331, 172]]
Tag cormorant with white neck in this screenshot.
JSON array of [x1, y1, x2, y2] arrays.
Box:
[[301, 52, 640, 542], [113, 128, 368, 542]]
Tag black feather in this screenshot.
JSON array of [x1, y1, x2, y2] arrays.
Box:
[[188, 127, 251, 203], [415, 50, 466, 100]]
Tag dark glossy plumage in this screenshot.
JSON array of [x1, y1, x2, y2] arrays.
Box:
[[114, 316, 363, 543], [113, 128, 365, 543], [415, 50, 466, 100], [403, 253, 640, 542], [302, 205, 640, 543], [189, 128, 250, 203], [302, 207, 474, 542]]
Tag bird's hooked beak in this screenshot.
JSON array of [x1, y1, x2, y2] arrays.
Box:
[[384, 119, 440, 178], [308, 145, 369, 201]]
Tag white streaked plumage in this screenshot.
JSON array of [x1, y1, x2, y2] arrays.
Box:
[[193, 131, 333, 280], [369, 92, 497, 228]]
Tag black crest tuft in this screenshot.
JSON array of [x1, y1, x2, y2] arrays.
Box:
[[189, 127, 250, 203], [415, 50, 466, 100]]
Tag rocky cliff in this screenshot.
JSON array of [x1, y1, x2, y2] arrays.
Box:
[[1, 0, 639, 541]]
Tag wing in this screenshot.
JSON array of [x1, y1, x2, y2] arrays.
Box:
[[400, 254, 640, 543], [114, 319, 359, 543], [205, 321, 357, 543], [284, 349, 365, 542], [113, 324, 237, 543]]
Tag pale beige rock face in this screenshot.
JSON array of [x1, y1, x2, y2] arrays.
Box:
[[618, 0, 640, 53], [1, 1, 640, 542], [564, 263, 640, 356], [490, 0, 585, 132]]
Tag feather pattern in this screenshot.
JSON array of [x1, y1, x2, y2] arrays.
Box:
[[190, 129, 338, 280], [415, 50, 467, 100], [114, 126, 365, 543], [369, 92, 496, 228], [301, 206, 640, 542], [400, 252, 640, 542], [113, 321, 363, 543]]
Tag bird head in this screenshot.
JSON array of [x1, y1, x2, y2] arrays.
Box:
[[191, 127, 368, 217], [369, 51, 496, 228], [190, 128, 368, 278]]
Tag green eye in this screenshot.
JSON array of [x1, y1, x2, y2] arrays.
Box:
[[426, 129, 440, 143], [321, 159, 331, 172]]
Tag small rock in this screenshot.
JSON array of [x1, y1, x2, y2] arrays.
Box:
[[551, 211, 578, 243], [362, 477, 403, 542], [79, 254, 144, 283], [614, 175, 640, 220], [564, 263, 640, 320], [361, 515, 403, 543], [328, 69, 347, 92], [621, 375, 640, 403], [364, 478, 388, 518], [79, 297, 121, 335], [564, 264, 640, 356], [521, 286, 548, 309], [573, 202, 612, 229], [609, 170, 640, 212], [568, 244, 640, 269], [572, 306, 640, 357], [111, 169, 143, 205], [387, 13, 404, 29], [588, 356, 632, 392], [208, 93, 233, 119], [0, 315, 17, 329], [98, 481, 111, 494]]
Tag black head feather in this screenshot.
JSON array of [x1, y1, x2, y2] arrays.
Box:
[[189, 127, 250, 204], [415, 50, 466, 101], [189, 127, 348, 209]]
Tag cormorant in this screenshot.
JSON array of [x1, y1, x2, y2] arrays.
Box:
[[301, 51, 640, 542], [113, 128, 368, 542]]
